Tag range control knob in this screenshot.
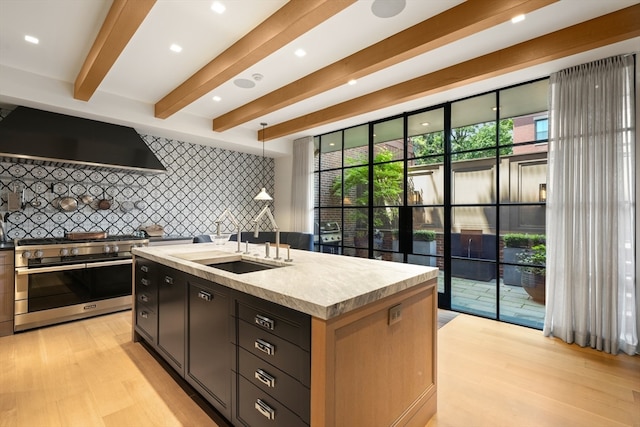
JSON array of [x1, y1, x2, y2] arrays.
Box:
[[22, 250, 32, 259], [103, 245, 112, 254], [111, 245, 119, 253], [34, 250, 44, 258], [70, 247, 79, 256], [60, 248, 69, 256]]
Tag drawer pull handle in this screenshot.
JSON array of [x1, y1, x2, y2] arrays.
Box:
[[164, 276, 174, 285], [255, 369, 276, 388], [139, 294, 149, 302], [140, 311, 149, 319], [255, 314, 275, 330], [140, 265, 149, 273], [198, 290, 212, 301], [140, 278, 150, 286], [255, 338, 275, 356], [255, 399, 275, 420]]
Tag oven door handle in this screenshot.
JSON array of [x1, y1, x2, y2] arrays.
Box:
[[16, 263, 87, 275], [85, 259, 133, 269]]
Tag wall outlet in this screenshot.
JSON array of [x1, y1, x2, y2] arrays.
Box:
[[388, 304, 402, 325]]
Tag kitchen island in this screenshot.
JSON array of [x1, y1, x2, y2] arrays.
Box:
[[132, 241, 438, 427]]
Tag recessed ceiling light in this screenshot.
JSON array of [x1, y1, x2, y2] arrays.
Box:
[[212, 95, 221, 102], [421, 122, 430, 126], [169, 44, 182, 53], [211, 1, 225, 14], [329, 142, 335, 146], [348, 79, 357, 86], [24, 35, 39, 44], [511, 14, 525, 23], [294, 48, 306, 58]]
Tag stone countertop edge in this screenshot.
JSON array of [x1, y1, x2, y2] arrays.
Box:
[[132, 241, 438, 320]]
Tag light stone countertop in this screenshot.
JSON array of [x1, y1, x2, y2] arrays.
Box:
[[133, 241, 438, 320]]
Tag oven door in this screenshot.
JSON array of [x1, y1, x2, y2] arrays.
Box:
[[15, 259, 133, 313]]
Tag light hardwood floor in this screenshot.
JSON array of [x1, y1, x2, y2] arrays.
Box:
[[0, 311, 638, 427]]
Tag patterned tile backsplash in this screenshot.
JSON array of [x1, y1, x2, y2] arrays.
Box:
[[0, 109, 274, 240]]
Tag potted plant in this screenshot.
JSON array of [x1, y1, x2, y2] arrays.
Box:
[[516, 244, 546, 303], [502, 233, 545, 285]]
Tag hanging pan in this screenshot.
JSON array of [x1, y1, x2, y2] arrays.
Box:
[[59, 186, 78, 212], [97, 190, 112, 210]]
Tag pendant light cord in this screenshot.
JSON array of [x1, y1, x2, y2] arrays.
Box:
[[261, 122, 267, 191]]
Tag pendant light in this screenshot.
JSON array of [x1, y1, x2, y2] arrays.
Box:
[[254, 122, 273, 201]]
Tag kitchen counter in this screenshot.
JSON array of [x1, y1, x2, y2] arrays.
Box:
[[133, 240, 438, 320], [133, 241, 438, 426], [0, 242, 14, 250]]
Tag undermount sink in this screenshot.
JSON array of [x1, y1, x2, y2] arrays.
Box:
[[206, 260, 281, 274]]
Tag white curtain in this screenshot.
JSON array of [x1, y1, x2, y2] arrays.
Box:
[[544, 54, 637, 355], [291, 136, 314, 232]]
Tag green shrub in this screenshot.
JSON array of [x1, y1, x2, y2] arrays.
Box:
[[413, 230, 436, 241], [503, 233, 545, 248]]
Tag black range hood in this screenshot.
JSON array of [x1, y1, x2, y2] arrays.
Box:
[[0, 106, 166, 174]]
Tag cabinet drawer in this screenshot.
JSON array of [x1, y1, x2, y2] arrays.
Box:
[[136, 257, 154, 273], [136, 288, 156, 306], [237, 296, 310, 351], [236, 375, 308, 427], [238, 348, 309, 422], [238, 320, 310, 387], [136, 304, 157, 342], [136, 275, 156, 292]]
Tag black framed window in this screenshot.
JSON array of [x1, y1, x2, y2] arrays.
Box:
[[313, 78, 549, 329]]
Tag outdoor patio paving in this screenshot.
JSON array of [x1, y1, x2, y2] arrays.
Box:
[[436, 272, 545, 329]]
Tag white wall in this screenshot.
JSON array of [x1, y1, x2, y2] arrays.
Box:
[[274, 155, 293, 230]]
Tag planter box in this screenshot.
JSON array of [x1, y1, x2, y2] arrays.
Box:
[[503, 247, 525, 286], [414, 241, 436, 266], [451, 259, 494, 281]]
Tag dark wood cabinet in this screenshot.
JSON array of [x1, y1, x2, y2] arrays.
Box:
[[134, 257, 158, 343], [186, 277, 232, 419], [157, 266, 186, 375], [233, 292, 311, 426], [134, 258, 312, 427]]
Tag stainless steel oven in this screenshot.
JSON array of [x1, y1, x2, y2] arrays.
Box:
[[14, 235, 148, 331]]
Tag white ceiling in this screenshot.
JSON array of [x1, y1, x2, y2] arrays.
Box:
[[0, 0, 638, 158]]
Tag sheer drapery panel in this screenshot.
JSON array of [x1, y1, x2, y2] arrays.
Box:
[[291, 136, 314, 232], [544, 54, 637, 355]]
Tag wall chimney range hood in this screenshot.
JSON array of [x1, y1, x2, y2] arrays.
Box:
[[0, 106, 166, 174]]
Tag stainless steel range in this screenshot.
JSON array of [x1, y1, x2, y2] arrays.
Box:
[[14, 234, 148, 331]]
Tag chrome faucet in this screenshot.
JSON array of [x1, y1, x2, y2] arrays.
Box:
[[252, 204, 280, 260], [215, 208, 242, 252]]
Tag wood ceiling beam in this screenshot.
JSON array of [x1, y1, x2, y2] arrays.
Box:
[[74, 0, 156, 101], [215, 0, 558, 132], [261, 4, 640, 141], [154, 0, 356, 120]]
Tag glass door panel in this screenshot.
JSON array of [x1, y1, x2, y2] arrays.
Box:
[[344, 124, 369, 165], [373, 117, 404, 160], [319, 131, 342, 170]]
